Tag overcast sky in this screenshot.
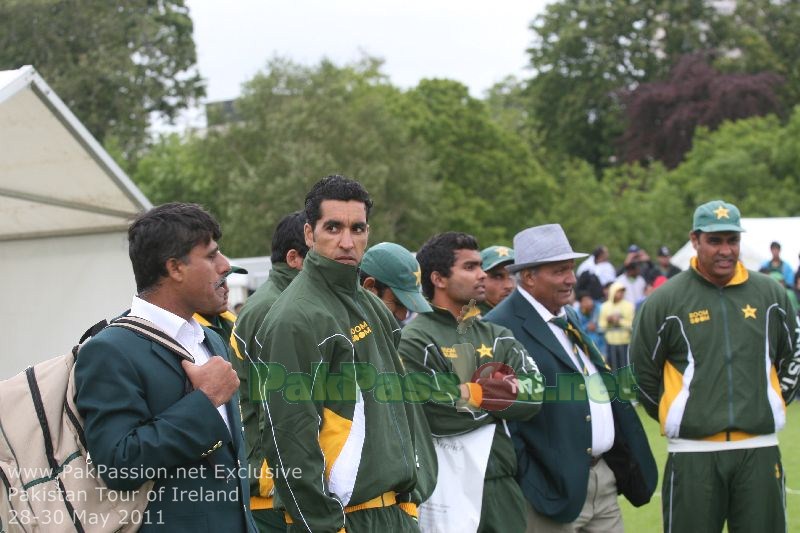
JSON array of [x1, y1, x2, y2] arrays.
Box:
[[186, 0, 550, 104]]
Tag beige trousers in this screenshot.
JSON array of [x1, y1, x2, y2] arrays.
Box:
[[525, 458, 624, 533]]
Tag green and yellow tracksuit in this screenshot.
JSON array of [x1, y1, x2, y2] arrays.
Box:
[[195, 310, 237, 348], [631, 259, 800, 532], [399, 306, 543, 532], [254, 251, 423, 533], [231, 262, 300, 532]]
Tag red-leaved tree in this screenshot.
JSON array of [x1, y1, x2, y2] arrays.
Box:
[[619, 52, 784, 168]]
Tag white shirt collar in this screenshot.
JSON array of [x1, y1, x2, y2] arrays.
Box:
[[130, 296, 205, 347], [516, 286, 566, 324]]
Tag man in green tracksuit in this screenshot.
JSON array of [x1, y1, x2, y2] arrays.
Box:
[[477, 245, 516, 316], [631, 200, 800, 533], [231, 211, 307, 532], [400, 232, 544, 533], [255, 175, 422, 533]]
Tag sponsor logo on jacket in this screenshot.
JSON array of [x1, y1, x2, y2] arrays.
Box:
[[688, 309, 710, 324], [351, 321, 373, 342]]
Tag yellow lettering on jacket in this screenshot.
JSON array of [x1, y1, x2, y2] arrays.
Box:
[[350, 321, 373, 343], [688, 309, 710, 324]]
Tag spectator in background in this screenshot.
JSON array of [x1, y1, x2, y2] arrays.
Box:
[[761, 241, 795, 287], [478, 245, 516, 315], [574, 290, 606, 356], [599, 282, 635, 371], [576, 245, 617, 288], [653, 246, 681, 279], [616, 246, 647, 306]]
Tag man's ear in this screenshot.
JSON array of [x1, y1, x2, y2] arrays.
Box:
[[690, 231, 700, 251], [431, 271, 446, 290], [362, 276, 378, 294], [304, 223, 314, 248], [285, 249, 304, 270], [165, 257, 185, 282]]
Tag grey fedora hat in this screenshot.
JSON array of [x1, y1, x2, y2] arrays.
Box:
[[507, 224, 588, 273]]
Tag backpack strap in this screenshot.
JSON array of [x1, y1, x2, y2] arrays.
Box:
[[108, 316, 195, 364]]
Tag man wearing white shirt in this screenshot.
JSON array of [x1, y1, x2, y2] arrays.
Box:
[[75, 202, 256, 532], [485, 224, 656, 533]]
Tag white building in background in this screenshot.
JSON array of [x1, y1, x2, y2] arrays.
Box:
[[0, 66, 151, 379]]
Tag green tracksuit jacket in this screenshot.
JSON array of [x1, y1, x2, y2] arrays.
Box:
[[631, 260, 800, 440], [231, 263, 300, 513], [399, 306, 543, 482], [255, 251, 420, 532]]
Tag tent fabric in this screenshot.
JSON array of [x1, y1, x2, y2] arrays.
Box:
[[0, 66, 150, 241], [0, 66, 151, 378], [671, 217, 800, 274]]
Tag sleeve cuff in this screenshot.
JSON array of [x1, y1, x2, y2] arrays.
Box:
[[466, 382, 483, 408]]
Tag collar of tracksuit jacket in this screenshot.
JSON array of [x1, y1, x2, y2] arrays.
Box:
[[302, 249, 362, 296]]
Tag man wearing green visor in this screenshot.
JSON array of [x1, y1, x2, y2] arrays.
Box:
[[360, 242, 432, 323]]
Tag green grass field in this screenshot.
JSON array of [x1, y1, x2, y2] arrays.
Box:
[[620, 402, 800, 532]]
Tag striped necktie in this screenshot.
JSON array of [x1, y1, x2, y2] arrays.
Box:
[[550, 315, 607, 374]]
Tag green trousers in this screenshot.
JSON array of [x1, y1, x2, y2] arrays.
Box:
[[662, 446, 786, 533], [476, 475, 527, 533]]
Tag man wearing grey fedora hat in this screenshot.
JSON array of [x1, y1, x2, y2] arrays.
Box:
[[485, 223, 657, 533]]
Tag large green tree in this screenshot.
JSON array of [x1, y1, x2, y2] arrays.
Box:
[[405, 78, 557, 245], [526, 0, 728, 170], [134, 57, 439, 257], [0, 0, 204, 161]]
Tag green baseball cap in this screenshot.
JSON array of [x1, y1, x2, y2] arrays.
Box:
[[360, 242, 432, 313], [692, 200, 745, 233], [481, 245, 515, 272], [226, 265, 248, 276]]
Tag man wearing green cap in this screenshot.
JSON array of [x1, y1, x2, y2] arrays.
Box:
[[478, 245, 516, 316], [358, 241, 438, 510], [631, 199, 800, 533], [360, 241, 432, 322]]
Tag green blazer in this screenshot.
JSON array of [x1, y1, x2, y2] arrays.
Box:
[[74, 322, 256, 532], [485, 290, 657, 524]]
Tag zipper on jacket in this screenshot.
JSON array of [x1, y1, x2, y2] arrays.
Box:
[[719, 288, 735, 437]]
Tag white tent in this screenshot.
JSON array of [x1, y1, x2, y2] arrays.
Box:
[[0, 66, 151, 378], [671, 217, 800, 274]]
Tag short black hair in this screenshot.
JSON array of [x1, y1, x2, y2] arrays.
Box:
[[270, 211, 309, 263], [416, 232, 479, 299], [771, 241, 781, 249], [304, 174, 373, 230], [128, 202, 221, 293]]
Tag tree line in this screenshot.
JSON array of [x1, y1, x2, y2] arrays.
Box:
[[2, 0, 798, 260]]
